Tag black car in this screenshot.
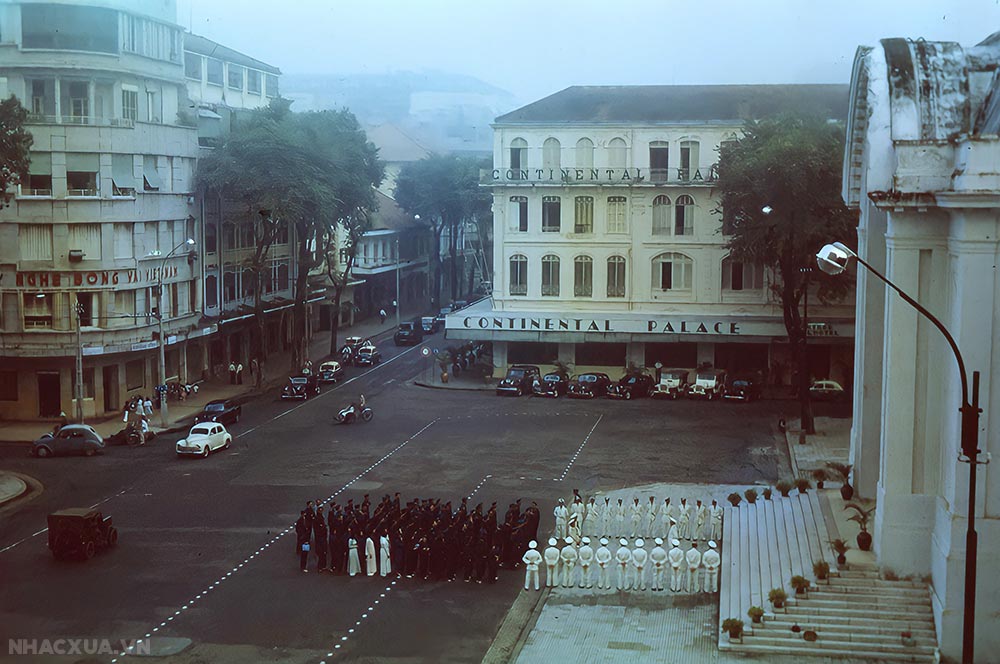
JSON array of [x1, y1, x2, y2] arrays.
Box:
[[532, 372, 569, 398], [496, 364, 541, 396], [567, 373, 612, 399], [420, 316, 441, 334], [194, 398, 242, 425], [725, 374, 763, 402], [433, 306, 452, 327], [394, 321, 424, 346], [355, 345, 382, 366], [282, 373, 320, 400], [607, 373, 655, 400]]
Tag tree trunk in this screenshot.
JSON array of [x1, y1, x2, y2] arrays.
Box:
[[448, 221, 458, 302], [431, 225, 443, 308], [291, 228, 312, 373], [328, 294, 341, 358], [797, 336, 815, 434]]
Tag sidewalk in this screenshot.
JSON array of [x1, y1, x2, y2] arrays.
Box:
[[0, 472, 28, 506]]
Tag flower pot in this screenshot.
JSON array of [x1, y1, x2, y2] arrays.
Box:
[[901, 636, 916, 647], [816, 481, 825, 489], [791, 624, 801, 633], [836, 553, 847, 565], [856, 531, 872, 551], [803, 630, 818, 642], [751, 615, 763, 624], [840, 484, 854, 500], [795, 587, 806, 595], [728, 630, 742, 641], [779, 490, 790, 497], [772, 600, 784, 609]]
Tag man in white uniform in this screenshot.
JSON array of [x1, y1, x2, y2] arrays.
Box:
[[522, 540, 542, 590], [614, 538, 632, 590], [570, 496, 585, 526], [613, 498, 626, 537], [560, 536, 578, 588], [543, 537, 560, 587], [567, 513, 581, 543], [659, 498, 673, 538], [685, 540, 703, 593], [553, 499, 569, 540], [678, 498, 691, 540], [629, 497, 643, 538], [667, 518, 680, 545], [702, 540, 721, 592], [595, 537, 612, 589], [649, 537, 668, 591], [667, 538, 685, 592], [646, 496, 659, 538], [710, 500, 724, 541], [577, 536, 594, 588], [583, 497, 600, 537], [601, 497, 612, 538], [694, 500, 708, 541], [631, 538, 648, 591]]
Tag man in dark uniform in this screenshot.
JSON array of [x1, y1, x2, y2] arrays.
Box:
[[524, 502, 541, 543], [295, 510, 311, 572], [313, 506, 328, 572], [328, 505, 341, 573]]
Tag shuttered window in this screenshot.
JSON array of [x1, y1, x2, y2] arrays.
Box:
[[19, 225, 53, 260], [69, 224, 102, 259]]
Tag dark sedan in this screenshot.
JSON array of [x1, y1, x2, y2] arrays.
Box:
[[420, 316, 441, 334], [567, 373, 612, 399], [532, 372, 569, 398], [393, 321, 423, 346], [607, 373, 655, 400], [496, 364, 541, 396], [724, 374, 763, 402], [194, 398, 242, 425], [282, 373, 320, 400]]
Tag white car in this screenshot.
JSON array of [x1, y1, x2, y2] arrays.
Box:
[[176, 423, 232, 458]]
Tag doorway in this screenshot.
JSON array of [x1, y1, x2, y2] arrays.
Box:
[[103, 365, 118, 413], [37, 371, 61, 417]]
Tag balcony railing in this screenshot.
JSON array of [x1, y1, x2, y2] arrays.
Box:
[[27, 114, 136, 128], [67, 188, 98, 197], [481, 165, 718, 185], [20, 188, 52, 197]]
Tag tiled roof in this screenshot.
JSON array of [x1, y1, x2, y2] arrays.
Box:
[[184, 33, 281, 75], [370, 190, 423, 231]]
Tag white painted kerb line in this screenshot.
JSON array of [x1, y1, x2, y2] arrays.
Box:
[[555, 414, 603, 482]]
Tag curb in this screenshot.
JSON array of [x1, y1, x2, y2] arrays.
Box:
[[413, 380, 495, 392], [482, 587, 550, 664], [0, 470, 39, 509], [0, 473, 28, 506]]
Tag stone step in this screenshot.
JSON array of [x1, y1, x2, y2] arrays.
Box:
[[789, 595, 931, 611], [810, 584, 929, 599], [764, 618, 936, 641], [827, 575, 927, 590], [835, 568, 883, 578], [721, 641, 935, 663], [771, 610, 934, 629], [742, 634, 937, 657], [783, 604, 933, 623]]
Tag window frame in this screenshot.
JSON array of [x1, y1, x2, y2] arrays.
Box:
[[573, 196, 593, 234], [607, 256, 626, 298], [542, 137, 561, 170], [509, 254, 528, 296], [606, 196, 627, 234], [510, 196, 528, 233], [652, 252, 693, 292], [573, 256, 593, 297], [540, 254, 560, 297], [674, 194, 694, 236], [651, 195, 671, 235], [227, 64, 245, 91], [541, 196, 561, 233]]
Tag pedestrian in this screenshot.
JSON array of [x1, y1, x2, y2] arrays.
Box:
[[668, 539, 685, 592], [650, 538, 668, 591], [365, 535, 377, 576], [522, 540, 542, 591], [703, 541, 721, 593], [314, 506, 328, 572], [686, 541, 702, 593], [632, 538, 648, 591], [253, 358, 263, 388], [567, 513, 581, 543], [543, 538, 560, 588], [228, 361, 236, 385], [615, 538, 632, 590], [295, 511, 311, 572], [577, 536, 594, 588], [380, 533, 392, 577], [601, 497, 612, 538], [143, 396, 153, 417], [236, 362, 244, 385], [710, 500, 724, 541], [560, 536, 577, 588], [379, 308, 387, 324], [595, 538, 612, 589], [348, 534, 361, 577], [553, 498, 568, 540]]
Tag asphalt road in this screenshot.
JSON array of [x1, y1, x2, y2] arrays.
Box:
[[0, 332, 805, 664]]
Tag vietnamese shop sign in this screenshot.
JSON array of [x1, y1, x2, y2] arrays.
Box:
[[14, 266, 179, 288], [458, 315, 744, 335]]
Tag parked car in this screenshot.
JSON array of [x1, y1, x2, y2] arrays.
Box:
[[496, 364, 541, 396], [607, 373, 655, 400], [194, 398, 242, 425], [532, 372, 570, 398], [394, 321, 424, 346], [341, 336, 370, 355], [355, 344, 382, 366], [650, 369, 691, 400], [282, 373, 320, 400], [567, 373, 612, 399], [725, 374, 763, 402], [175, 423, 232, 458], [434, 306, 453, 327], [47, 508, 118, 561], [452, 300, 468, 311], [810, 379, 846, 401], [687, 369, 728, 400], [32, 424, 105, 458], [420, 316, 441, 334], [318, 360, 344, 384]]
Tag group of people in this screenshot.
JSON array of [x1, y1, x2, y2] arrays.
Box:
[[552, 492, 724, 543], [293, 494, 542, 584]]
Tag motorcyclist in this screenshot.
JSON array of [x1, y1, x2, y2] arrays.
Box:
[[344, 394, 367, 420]]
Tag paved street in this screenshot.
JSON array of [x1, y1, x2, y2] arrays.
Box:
[[0, 331, 796, 664]]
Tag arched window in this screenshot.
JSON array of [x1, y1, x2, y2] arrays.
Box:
[[607, 256, 626, 297], [608, 137, 627, 168], [509, 254, 528, 296], [674, 194, 694, 235], [722, 257, 764, 291], [649, 140, 669, 182], [606, 196, 627, 233], [543, 137, 561, 170], [652, 252, 693, 291], [680, 140, 700, 180], [652, 195, 671, 235], [223, 267, 237, 302], [574, 196, 593, 234], [509, 196, 528, 232], [205, 222, 217, 254], [574, 256, 593, 297], [205, 274, 218, 308], [576, 138, 594, 169], [509, 138, 527, 180], [542, 196, 561, 232], [541, 254, 560, 297]]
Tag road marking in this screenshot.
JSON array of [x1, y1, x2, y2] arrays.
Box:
[[319, 578, 396, 662], [466, 474, 492, 501], [555, 414, 603, 482]]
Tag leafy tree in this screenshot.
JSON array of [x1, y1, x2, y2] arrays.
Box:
[[325, 207, 372, 357], [1, 95, 34, 207], [715, 114, 856, 433]]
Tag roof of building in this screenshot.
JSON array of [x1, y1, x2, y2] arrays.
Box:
[[495, 84, 850, 125], [370, 190, 424, 232], [184, 33, 281, 75], [366, 124, 432, 163]]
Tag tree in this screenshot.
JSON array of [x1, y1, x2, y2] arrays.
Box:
[[325, 207, 372, 357], [1, 95, 34, 207], [715, 115, 856, 434]]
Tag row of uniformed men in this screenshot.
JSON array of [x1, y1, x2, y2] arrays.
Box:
[[553, 496, 724, 542], [521, 536, 721, 592]]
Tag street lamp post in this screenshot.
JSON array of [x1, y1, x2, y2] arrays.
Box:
[[74, 298, 84, 424], [395, 235, 401, 328], [816, 241, 985, 664]]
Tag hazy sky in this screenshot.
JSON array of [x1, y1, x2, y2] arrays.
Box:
[[177, 0, 1000, 103]]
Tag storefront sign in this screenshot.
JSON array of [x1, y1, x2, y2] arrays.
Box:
[[131, 341, 159, 352], [457, 315, 742, 335], [82, 346, 104, 356], [14, 266, 180, 289]]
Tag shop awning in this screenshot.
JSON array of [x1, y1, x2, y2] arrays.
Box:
[[143, 158, 162, 191]]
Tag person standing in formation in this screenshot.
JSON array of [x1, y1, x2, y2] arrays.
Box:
[[365, 535, 377, 577], [347, 535, 361, 577], [296, 510, 311, 572], [583, 497, 600, 537], [668, 538, 685, 592], [678, 498, 691, 540], [703, 540, 721, 592], [615, 538, 632, 590], [567, 513, 581, 543], [710, 500, 724, 541], [595, 538, 612, 589], [313, 506, 328, 573], [570, 494, 585, 526], [614, 499, 626, 537], [560, 536, 578, 588], [553, 499, 568, 540], [649, 538, 668, 591], [659, 498, 671, 539], [629, 497, 643, 538], [379, 533, 391, 577], [601, 497, 612, 538], [543, 538, 560, 588], [694, 500, 708, 540], [646, 496, 659, 538], [577, 537, 594, 588], [522, 541, 542, 591], [631, 539, 648, 591], [685, 540, 702, 593], [667, 518, 680, 544]]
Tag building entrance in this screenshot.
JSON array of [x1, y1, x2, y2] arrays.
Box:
[[103, 365, 118, 413], [37, 371, 61, 417]]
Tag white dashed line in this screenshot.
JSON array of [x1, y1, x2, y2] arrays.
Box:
[[556, 414, 603, 482]]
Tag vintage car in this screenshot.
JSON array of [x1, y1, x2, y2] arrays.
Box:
[[47, 508, 118, 561], [318, 360, 344, 384], [495, 364, 541, 396], [282, 373, 320, 400], [420, 316, 441, 334], [354, 344, 382, 366], [341, 336, 370, 355], [650, 369, 691, 400], [810, 379, 846, 401], [607, 373, 655, 400], [532, 372, 569, 398], [433, 306, 452, 327], [175, 423, 232, 458], [194, 398, 242, 425], [567, 373, 612, 399], [688, 369, 728, 400], [724, 374, 763, 402], [32, 424, 105, 458], [452, 300, 469, 311], [106, 423, 155, 446], [393, 321, 424, 346]]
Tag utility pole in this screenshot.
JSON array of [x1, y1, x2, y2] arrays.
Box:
[[74, 299, 84, 424], [395, 235, 401, 328]]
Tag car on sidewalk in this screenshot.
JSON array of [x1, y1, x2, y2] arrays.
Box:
[[495, 364, 541, 396], [650, 369, 691, 400], [607, 373, 655, 400], [175, 423, 231, 458], [193, 398, 242, 425], [420, 316, 441, 334], [567, 373, 612, 399], [724, 373, 763, 402], [318, 360, 344, 384], [532, 372, 570, 398], [687, 369, 728, 400], [282, 373, 320, 400], [47, 508, 118, 560], [354, 344, 382, 366], [32, 424, 105, 458], [393, 321, 424, 346]]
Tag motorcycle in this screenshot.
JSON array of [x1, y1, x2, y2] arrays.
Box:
[[336, 402, 374, 424]]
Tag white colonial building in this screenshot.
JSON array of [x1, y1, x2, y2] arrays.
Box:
[[845, 34, 1000, 661], [448, 85, 854, 380]]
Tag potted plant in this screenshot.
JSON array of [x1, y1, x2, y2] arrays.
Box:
[[762, 487, 773, 501], [811, 468, 828, 489], [901, 630, 915, 647], [826, 462, 854, 500], [721, 618, 744, 641], [790, 575, 811, 595], [727, 492, 742, 507], [830, 538, 850, 565], [790, 623, 802, 634], [768, 587, 787, 609], [803, 630, 818, 642], [844, 503, 876, 551], [775, 480, 793, 498], [813, 560, 830, 581], [744, 488, 758, 504], [747, 606, 765, 624], [794, 477, 812, 494]]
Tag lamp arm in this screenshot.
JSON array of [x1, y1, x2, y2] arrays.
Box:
[[854, 254, 970, 407]]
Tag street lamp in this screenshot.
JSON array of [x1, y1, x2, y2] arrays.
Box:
[[145, 238, 196, 428], [74, 297, 85, 424], [816, 241, 985, 664], [395, 235, 401, 328]]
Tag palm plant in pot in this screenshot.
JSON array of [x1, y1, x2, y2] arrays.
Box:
[[794, 477, 812, 494], [762, 487, 772, 501], [747, 606, 765, 624], [830, 538, 850, 565], [813, 560, 830, 581], [768, 587, 787, 609], [844, 503, 876, 551], [721, 618, 744, 641], [744, 488, 758, 504], [727, 492, 742, 507], [790, 575, 811, 595], [811, 468, 828, 489], [826, 462, 854, 500], [775, 479, 793, 498]]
